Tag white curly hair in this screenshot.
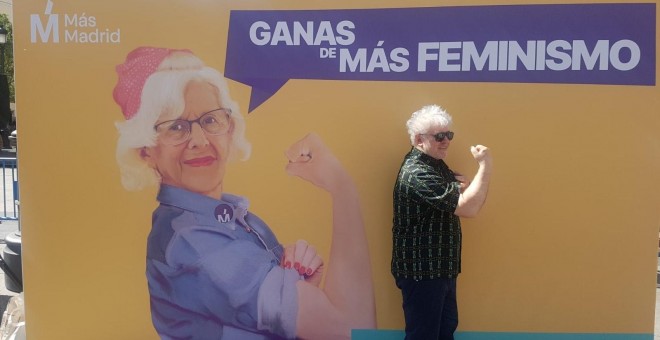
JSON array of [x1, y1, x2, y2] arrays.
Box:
[[406, 104, 453, 145], [114, 52, 251, 191]]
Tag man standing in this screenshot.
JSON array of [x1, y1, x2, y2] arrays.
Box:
[[391, 105, 493, 340]]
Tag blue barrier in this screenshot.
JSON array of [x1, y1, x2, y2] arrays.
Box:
[[0, 157, 18, 220]]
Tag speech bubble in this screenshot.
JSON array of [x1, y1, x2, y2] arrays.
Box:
[[224, 4, 655, 112]]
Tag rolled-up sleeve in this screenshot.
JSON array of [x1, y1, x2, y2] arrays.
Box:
[[257, 266, 300, 338], [163, 227, 300, 338]]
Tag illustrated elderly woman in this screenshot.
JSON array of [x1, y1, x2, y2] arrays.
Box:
[[112, 47, 375, 339]]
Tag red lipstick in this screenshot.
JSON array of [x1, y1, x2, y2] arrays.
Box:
[[184, 156, 216, 167]]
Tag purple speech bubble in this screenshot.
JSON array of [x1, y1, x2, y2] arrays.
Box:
[[225, 4, 655, 112]]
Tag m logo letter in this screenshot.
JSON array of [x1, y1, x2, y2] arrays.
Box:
[[217, 211, 231, 223], [30, 14, 59, 43], [214, 204, 234, 224]]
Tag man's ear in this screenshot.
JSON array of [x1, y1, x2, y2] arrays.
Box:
[[140, 147, 156, 168], [414, 135, 424, 147]]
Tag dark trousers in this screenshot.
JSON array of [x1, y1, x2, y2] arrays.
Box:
[[396, 277, 458, 340]]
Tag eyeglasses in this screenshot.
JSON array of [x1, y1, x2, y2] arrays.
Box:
[[154, 108, 232, 145], [424, 131, 454, 142]]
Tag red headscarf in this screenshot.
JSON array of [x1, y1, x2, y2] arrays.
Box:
[[113, 46, 190, 120]]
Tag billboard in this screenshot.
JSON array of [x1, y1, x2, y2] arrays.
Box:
[[13, 0, 659, 339]]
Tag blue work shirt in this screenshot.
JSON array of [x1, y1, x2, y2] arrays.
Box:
[[147, 185, 300, 339]]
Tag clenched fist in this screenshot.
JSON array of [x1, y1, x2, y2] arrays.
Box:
[[285, 133, 351, 194], [470, 145, 492, 168]]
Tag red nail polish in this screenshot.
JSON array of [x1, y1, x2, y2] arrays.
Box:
[[299, 266, 306, 275], [284, 261, 291, 269], [294, 262, 300, 270], [306, 268, 313, 276]]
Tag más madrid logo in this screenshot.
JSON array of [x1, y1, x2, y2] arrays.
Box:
[[30, 0, 121, 44]]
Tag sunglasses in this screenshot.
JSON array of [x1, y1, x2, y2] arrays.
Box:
[[425, 131, 454, 142]]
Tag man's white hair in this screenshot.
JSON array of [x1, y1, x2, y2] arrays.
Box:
[[115, 52, 251, 191], [406, 105, 453, 145]]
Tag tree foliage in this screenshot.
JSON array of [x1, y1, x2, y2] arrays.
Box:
[[0, 14, 13, 103]]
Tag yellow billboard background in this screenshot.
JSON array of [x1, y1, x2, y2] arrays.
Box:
[[12, 0, 660, 339]]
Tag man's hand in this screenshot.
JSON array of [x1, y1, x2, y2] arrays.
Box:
[[454, 172, 470, 193], [470, 145, 492, 168]]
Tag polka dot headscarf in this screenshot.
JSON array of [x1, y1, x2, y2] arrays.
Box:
[[112, 46, 190, 120]]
